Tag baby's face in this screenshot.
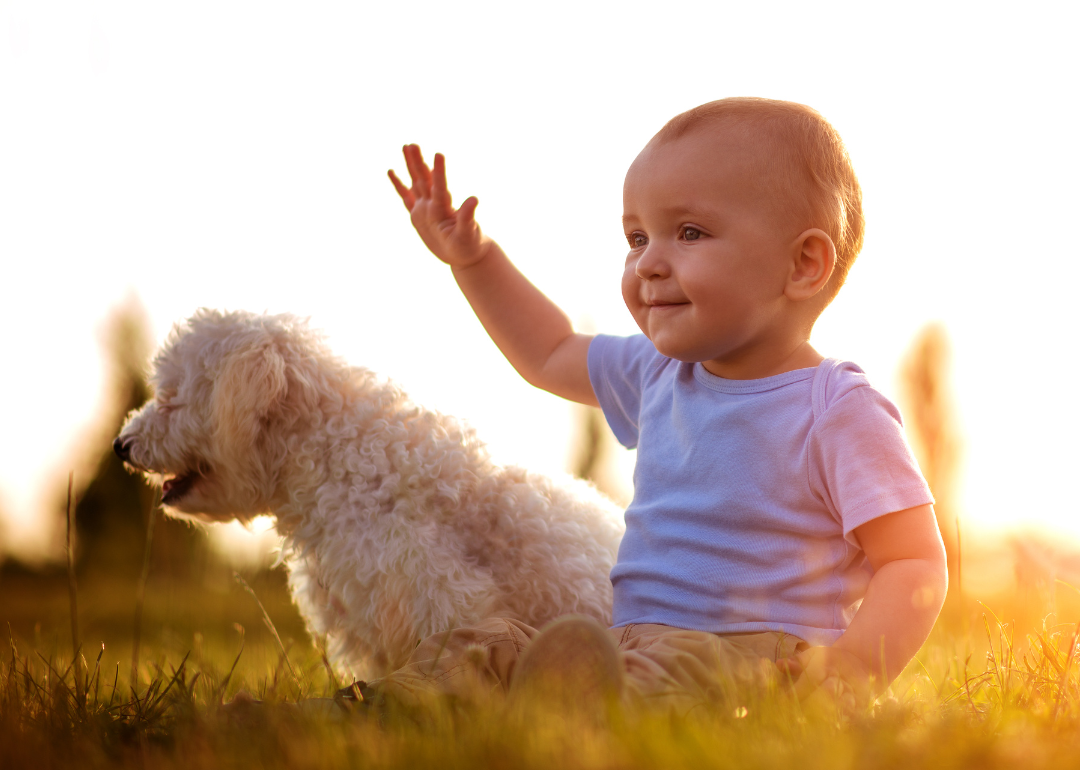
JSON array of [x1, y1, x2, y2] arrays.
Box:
[[621, 126, 797, 376]]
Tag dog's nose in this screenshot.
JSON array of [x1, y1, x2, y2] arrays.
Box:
[[113, 437, 132, 462]]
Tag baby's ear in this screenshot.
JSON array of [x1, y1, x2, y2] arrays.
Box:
[[786, 228, 837, 301], [212, 343, 288, 486]]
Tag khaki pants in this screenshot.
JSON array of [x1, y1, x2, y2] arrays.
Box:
[[371, 617, 807, 715]]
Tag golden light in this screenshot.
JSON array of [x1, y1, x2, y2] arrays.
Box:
[[1, 1, 1077, 559]]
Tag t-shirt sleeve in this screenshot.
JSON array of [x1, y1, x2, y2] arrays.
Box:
[[808, 384, 935, 544], [587, 334, 659, 449]]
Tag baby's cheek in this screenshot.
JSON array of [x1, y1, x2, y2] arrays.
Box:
[[620, 270, 642, 313]]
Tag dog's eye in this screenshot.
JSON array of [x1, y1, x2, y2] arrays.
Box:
[[155, 388, 180, 414]]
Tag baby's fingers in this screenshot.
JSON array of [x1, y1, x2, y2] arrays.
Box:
[[776, 657, 804, 679], [789, 672, 818, 703], [403, 144, 433, 197], [456, 195, 479, 227], [388, 169, 415, 210], [800, 679, 858, 721], [431, 153, 455, 216]]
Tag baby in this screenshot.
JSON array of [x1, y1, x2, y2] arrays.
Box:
[[374, 97, 947, 713]]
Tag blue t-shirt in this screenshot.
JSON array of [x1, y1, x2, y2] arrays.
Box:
[[588, 334, 934, 646]]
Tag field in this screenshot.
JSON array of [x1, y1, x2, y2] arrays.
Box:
[[4, 537, 1080, 770]]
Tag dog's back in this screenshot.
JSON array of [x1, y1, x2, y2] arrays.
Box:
[[118, 309, 625, 677]]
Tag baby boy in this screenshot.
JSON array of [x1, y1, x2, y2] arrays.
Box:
[[379, 97, 947, 712]]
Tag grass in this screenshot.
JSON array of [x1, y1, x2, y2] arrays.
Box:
[[4, 548, 1080, 769]]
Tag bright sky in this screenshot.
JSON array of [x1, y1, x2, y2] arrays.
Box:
[[1, 1, 1077, 558]]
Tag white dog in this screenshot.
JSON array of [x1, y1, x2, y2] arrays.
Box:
[[115, 309, 624, 676]]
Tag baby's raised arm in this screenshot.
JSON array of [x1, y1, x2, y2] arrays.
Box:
[[390, 145, 596, 407]]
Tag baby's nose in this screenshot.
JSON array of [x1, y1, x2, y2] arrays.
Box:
[[635, 247, 671, 279]]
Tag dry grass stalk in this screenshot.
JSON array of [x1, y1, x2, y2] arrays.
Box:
[[234, 572, 299, 688], [64, 471, 81, 702], [130, 491, 160, 689]]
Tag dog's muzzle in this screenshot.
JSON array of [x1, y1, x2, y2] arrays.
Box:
[[113, 436, 133, 462]]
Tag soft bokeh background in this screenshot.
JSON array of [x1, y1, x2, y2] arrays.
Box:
[[1, 0, 1078, 565]]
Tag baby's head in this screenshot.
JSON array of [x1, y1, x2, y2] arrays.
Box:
[[622, 97, 863, 373]]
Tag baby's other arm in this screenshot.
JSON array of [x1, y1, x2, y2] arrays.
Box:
[[780, 503, 947, 708], [390, 145, 596, 407]]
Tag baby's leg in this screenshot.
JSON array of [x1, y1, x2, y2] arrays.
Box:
[[614, 625, 806, 715]]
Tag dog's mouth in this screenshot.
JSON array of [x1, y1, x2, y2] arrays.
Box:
[[161, 471, 200, 504]]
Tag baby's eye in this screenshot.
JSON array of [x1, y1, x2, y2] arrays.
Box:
[[681, 226, 702, 241], [627, 232, 648, 248]]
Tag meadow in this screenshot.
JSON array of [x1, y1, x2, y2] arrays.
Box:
[[3, 537, 1080, 770]]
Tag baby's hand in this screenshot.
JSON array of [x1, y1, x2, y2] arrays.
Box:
[[777, 646, 873, 716], [389, 144, 490, 269]]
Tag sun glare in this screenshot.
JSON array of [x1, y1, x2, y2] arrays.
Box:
[[0, 1, 1078, 560]]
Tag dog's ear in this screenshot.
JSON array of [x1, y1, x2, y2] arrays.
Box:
[[212, 342, 288, 497], [278, 358, 323, 427]]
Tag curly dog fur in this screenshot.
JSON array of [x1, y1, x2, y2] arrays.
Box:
[[116, 309, 624, 676]]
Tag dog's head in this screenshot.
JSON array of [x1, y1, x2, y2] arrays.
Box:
[[115, 309, 330, 522]]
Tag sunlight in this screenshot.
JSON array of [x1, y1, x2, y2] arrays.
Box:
[[207, 515, 282, 569], [1, 0, 1078, 560]]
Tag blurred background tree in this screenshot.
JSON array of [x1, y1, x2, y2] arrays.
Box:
[[899, 324, 963, 608], [0, 501, 9, 557], [569, 404, 631, 507], [571, 406, 606, 485]]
